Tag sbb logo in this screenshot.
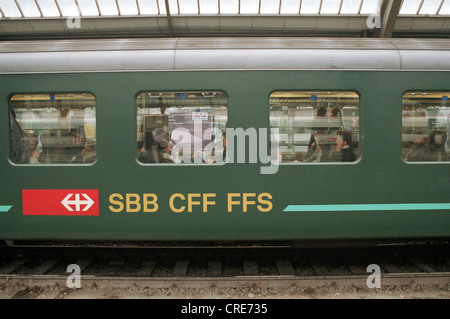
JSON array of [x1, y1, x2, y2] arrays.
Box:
[[22, 189, 99, 216]]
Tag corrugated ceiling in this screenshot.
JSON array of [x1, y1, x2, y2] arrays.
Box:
[[0, 1, 449, 40], [0, 0, 448, 18]]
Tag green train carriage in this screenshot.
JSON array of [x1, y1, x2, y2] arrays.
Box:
[[0, 38, 449, 243]]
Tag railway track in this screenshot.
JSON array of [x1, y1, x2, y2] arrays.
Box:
[[0, 242, 448, 299]]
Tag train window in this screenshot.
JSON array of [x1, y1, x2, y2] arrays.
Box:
[[402, 92, 450, 162], [269, 91, 360, 163], [9, 93, 96, 165], [136, 91, 228, 164]]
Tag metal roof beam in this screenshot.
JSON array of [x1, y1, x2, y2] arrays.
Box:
[[14, 0, 24, 18], [374, 0, 402, 38], [165, 0, 174, 37]]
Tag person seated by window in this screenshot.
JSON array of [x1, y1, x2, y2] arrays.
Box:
[[81, 142, 96, 163], [10, 111, 40, 164], [303, 135, 322, 162], [28, 136, 40, 164], [329, 131, 355, 162], [65, 131, 85, 163], [404, 137, 433, 162], [429, 130, 448, 161], [159, 141, 174, 163], [15, 135, 40, 164]]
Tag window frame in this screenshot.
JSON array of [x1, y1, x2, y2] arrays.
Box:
[[135, 90, 229, 166], [269, 89, 361, 165], [8, 92, 97, 166], [401, 90, 450, 164]]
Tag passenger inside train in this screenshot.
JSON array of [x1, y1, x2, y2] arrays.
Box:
[[269, 91, 360, 163], [136, 91, 228, 164], [9, 93, 97, 164], [402, 92, 450, 162]]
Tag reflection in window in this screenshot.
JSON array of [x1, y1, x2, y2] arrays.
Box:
[[10, 93, 96, 164], [270, 91, 360, 163], [402, 92, 449, 162], [136, 91, 228, 164]]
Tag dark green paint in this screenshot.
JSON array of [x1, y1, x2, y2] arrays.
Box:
[[0, 70, 449, 240]]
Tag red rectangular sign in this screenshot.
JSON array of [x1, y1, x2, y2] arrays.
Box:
[[22, 189, 99, 216]]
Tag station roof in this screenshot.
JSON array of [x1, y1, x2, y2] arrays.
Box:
[[0, 0, 449, 39]]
